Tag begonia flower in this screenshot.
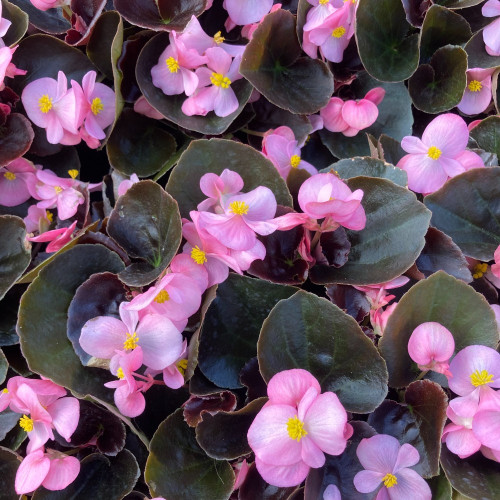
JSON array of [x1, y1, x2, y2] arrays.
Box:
[[371, 302, 397, 337], [442, 404, 482, 459], [0, 45, 26, 90], [491, 245, 500, 280], [457, 68, 494, 115], [482, 0, 500, 56], [223, 0, 273, 26], [241, 3, 282, 39], [0, 2, 11, 43], [0, 158, 36, 207], [472, 409, 500, 454], [28, 220, 77, 253], [353, 434, 431, 500], [133, 96, 164, 120], [323, 484, 342, 500], [354, 276, 409, 310], [198, 168, 244, 212], [408, 322, 455, 377], [117, 173, 140, 196], [303, 0, 344, 32], [24, 205, 53, 234]]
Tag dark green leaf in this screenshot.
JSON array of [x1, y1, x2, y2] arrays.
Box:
[[379, 271, 499, 388], [0, 410, 21, 442], [0, 216, 31, 301], [107, 180, 182, 287], [470, 116, 500, 159], [434, 0, 490, 9], [9, 0, 70, 34], [379, 134, 406, 165], [239, 462, 297, 500], [107, 109, 176, 177], [310, 177, 431, 285], [1, 0, 28, 46], [258, 290, 388, 413], [240, 9, 333, 114], [17, 244, 125, 401], [408, 45, 467, 113], [0, 113, 34, 166], [428, 469, 453, 500], [198, 274, 296, 389], [0, 349, 6, 384], [0, 446, 20, 500], [356, 0, 420, 82], [145, 409, 234, 500], [424, 167, 500, 261], [465, 31, 500, 69], [166, 138, 292, 219]]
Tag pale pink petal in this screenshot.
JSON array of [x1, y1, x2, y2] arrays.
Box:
[[458, 87, 492, 115], [301, 436, 325, 468], [353, 469, 384, 493], [46, 397, 79, 441], [29, 420, 52, 452], [320, 97, 349, 133], [408, 322, 455, 366], [438, 157, 465, 178], [356, 435, 400, 473], [113, 385, 145, 418], [399, 154, 448, 194], [15, 450, 50, 494], [205, 46, 232, 74], [79, 316, 128, 359], [214, 87, 239, 117], [323, 484, 342, 500], [21, 78, 58, 128], [364, 87, 385, 106], [390, 468, 432, 500], [393, 443, 420, 471], [482, 0, 500, 16], [421, 113, 469, 157], [342, 99, 378, 130], [483, 18, 500, 56], [400, 137, 428, 155], [472, 410, 500, 450], [42, 454, 80, 491], [255, 456, 310, 488], [267, 369, 321, 406], [455, 150, 484, 171], [57, 187, 84, 220], [444, 426, 482, 458], [225, 0, 273, 25]]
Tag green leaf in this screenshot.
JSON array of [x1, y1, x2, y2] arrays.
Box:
[[0, 349, 6, 385], [0, 446, 21, 500], [379, 271, 499, 388], [428, 469, 453, 500], [310, 177, 431, 285], [1, 0, 28, 46], [258, 290, 388, 413], [166, 139, 292, 219], [9, 0, 70, 34], [419, 5, 472, 61], [240, 9, 333, 114], [433, 0, 489, 9], [0, 114, 34, 166], [136, 32, 252, 135], [239, 462, 297, 500], [424, 167, 500, 261], [0, 216, 30, 301], [465, 31, 500, 69], [355, 0, 420, 82], [470, 116, 500, 159], [32, 449, 139, 500], [408, 45, 467, 113], [145, 409, 235, 500], [198, 274, 297, 389], [107, 109, 176, 177], [107, 180, 182, 287], [17, 244, 125, 401]]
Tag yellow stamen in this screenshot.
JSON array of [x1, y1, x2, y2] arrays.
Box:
[[210, 72, 231, 88], [427, 146, 442, 160], [382, 473, 398, 488], [468, 80, 482, 92], [191, 245, 207, 265], [123, 332, 139, 350], [117, 367, 125, 379], [331, 26, 346, 38], [472, 262, 488, 279], [290, 155, 301, 168], [154, 290, 170, 303], [3, 171, 16, 181], [229, 200, 249, 215], [38, 95, 53, 113], [176, 359, 188, 375], [19, 415, 34, 432], [2, 388, 8, 394], [166, 56, 180, 73], [319, 0, 329, 4], [68, 169, 78, 179], [213, 31, 225, 44], [91, 97, 104, 115], [54, 186, 63, 194], [470, 369, 494, 387], [287, 415, 308, 442], [46, 210, 53, 223]]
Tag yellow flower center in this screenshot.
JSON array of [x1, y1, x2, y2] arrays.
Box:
[[290, 155, 301, 168], [46, 210, 53, 222], [427, 146, 442, 160], [3, 171, 16, 181], [319, 0, 329, 4], [91, 97, 104, 115], [213, 31, 225, 44], [117, 367, 125, 379], [332, 26, 346, 38], [54, 186, 63, 194], [210, 72, 231, 88], [19, 415, 34, 432], [2, 388, 8, 394], [287, 415, 308, 442], [123, 332, 139, 350], [382, 473, 398, 488], [176, 358, 188, 375], [191, 245, 207, 265], [470, 369, 494, 387], [472, 262, 488, 279], [154, 290, 170, 303], [229, 201, 249, 215], [166, 57, 180, 73], [68, 169, 78, 179], [468, 80, 482, 92], [38, 95, 53, 113]]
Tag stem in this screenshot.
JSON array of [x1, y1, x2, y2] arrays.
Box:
[[241, 128, 266, 138], [310, 230, 322, 251], [62, 5, 72, 18], [132, 372, 164, 385], [153, 142, 189, 182], [415, 370, 429, 381]]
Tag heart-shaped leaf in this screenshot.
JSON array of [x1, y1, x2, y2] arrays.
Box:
[[465, 30, 500, 69], [1, 0, 28, 46], [470, 116, 500, 159], [0, 446, 20, 500], [9, 0, 70, 34]]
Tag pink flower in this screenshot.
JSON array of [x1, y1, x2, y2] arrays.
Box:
[[397, 113, 484, 194], [354, 276, 409, 310], [80, 302, 184, 371], [241, 3, 282, 39], [133, 96, 164, 120], [28, 220, 77, 253], [408, 322, 455, 377], [472, 409, 500, 455], [15, 448, 80, 495], [22, 71, 81, 145], [29, 0, 70, 11], [182, 47, 243, 118], [262, 126, 318, 180], [0, 45, 26, 91], [482, 0, 500, 56], [0, 158, 36, 207], [117, 173, 140, 197], [491, 245, 500, 280], [247, 369, 352, 487], [223, 0, 273, 26], [353, 434, 431, 500], [371, 302, 397, 336], [303, 0, 344, 32], [457, 68, 494, 115], [323, 484, 342, 500], [151, 31, 207, 97], [442, 404, 482, 459], [0, 2, 12, 41], [197, 168, 244, 212], [24, 205, 53, 234]]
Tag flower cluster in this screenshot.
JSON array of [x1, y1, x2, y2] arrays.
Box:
[[0, 3, 25, 91]]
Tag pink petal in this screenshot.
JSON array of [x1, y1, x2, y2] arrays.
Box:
[[342, 99, 379, 130], [483, 17, 500, 56], [15, 450, 50, 494], [438, 157, 465, 178], [422, 113, 469, 157], [356, 435, 400, 473], [444, 426, 482, 458], [254, 456, 310, 488], [301, 436, 325, 468], [472, 410, 500, 450], [408, 322, 455, 366], [205, 46, 232, 74], [398, 154, 448, 194], [364, 87, 385, 106], [320, 97, 349, 133], [42, 454, 80, 491], [213, 87, 239, 117], [227, 186, 277, 222], [267, 369, 321, 406], [225, 0, 273, 25], [457, 87, 492, 116], [391, 468, 432, 500], [482, 0, 500, 16], [353, 469, 384, 493], [21, 77, 58, 128], [79, 316, 128, 359], [393, 443, 420, 471], [455, 150, 484, 171], [323, 484, 342, 500], [46, 397, 79, 441], [113, 385, 145, 418], [400, 137, 428, 155]]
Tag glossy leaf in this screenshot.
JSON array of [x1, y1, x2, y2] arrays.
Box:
[[465, 30, 500, 69], [0, 410, 21, 442], [145, 409, 234, 500], [107, 180, 182, 287], [240, 9, 333, 114], [136, 32, 252, 135], [470, 116, 500, 159], [258, 290, 388, 413], [408, 45, 467, 113], [107, 109, 176, 177], [326, 284, 370, 322], [239, 462, 297, 500], [0, 446, 20, 500], [428, 469, 453, 499], [0, 348, 6, 384], [310, 177, 431, 285], [0, 216, 30, 301], [9, 0, 70, 34], [198, 274, 296, 389], [434, 0, 490, 9], [356, 0, 420, 82], [424, 167, 500, 261], [379, 271, 499, 388], [17, 245, 125, 401], [0, 285, 26, 346], [0, 113, 34, 166], [1, 0, 28, 46], [166, 139, 292, 219]]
